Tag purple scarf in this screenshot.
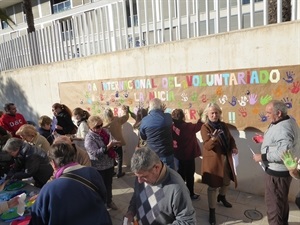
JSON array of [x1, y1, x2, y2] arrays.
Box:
[[54, 162, 79, 179]]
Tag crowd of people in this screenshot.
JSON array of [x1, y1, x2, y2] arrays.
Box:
[[0, 99, 299, 225]]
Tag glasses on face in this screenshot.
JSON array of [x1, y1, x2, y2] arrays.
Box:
[[94, 123, 103, 129]]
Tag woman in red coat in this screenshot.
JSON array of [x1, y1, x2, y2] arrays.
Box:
[[200, 103, 238, 225], [171, 108, 203, 200]]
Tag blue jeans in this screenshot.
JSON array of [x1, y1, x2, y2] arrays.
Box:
[[160, 154, 175, 170]]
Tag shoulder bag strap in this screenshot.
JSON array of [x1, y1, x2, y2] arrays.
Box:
[[60, 172, 100, 194]]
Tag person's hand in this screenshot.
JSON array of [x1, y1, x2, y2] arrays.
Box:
[[108, 140, 121, 148], [122, 105, 129, 112], [0, 179, 10, 192], [161, 103, 167, 112], [55, 125, 63, 130], [281, 150, 298, 171], [7, 196, 19, 209], [253, 153, 262, 162], [232, 148, 238, 155], [208, 129, 222, 140], [252, 134, 264, 143], [124, 212, 134, 225], [29, 194, 39, 202]]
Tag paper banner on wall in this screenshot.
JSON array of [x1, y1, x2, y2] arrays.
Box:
[[59, 65, 300, 130]]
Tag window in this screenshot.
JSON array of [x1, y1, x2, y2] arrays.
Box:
[[126, 0, 138, 27], [243, 0, 263, 4], [60, 18, 73, 41], [1, 21, 8, 29], [52, 0, 71, 14]]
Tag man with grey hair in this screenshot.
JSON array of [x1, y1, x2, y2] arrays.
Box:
[[253, 100, 300, 225], [3, 138, 53, 188], [139, 98, 175, 169], [124, 147, 196, 224]]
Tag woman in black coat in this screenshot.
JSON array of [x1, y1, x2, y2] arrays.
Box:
[[52, 103, 76, 135]]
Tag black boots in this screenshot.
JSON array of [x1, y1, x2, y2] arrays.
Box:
[[209, 208, 216, 225], [217, 194, 232, 208]]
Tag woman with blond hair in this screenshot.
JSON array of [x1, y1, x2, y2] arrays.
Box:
[[85, 115, 121, 210], [200, 102, 238, 225], [103, 105, 129, 178], [16, 124, 51, 152]]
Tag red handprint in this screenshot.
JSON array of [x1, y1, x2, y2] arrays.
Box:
[[238, 107, 247, 117], [290, 81, 300, 94], [201, 94, 208, 103]]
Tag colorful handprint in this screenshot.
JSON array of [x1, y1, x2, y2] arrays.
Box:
[[216, 87, 223, 96], [181, 93, 188, 101], [282, 71, 294, 83], [238, 107, 247, 117], [219, 95, 228, 105], [282, 97, 293, 108], [259, 113, 267, 122], [228, 96, 237, 106], [249, 93, 258, 105], [260, 95, 272, 105], [238, 96, 248, 106], [289, 81, 300, 94]]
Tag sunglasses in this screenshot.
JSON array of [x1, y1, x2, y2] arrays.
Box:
[[94, 123, 103, 129]]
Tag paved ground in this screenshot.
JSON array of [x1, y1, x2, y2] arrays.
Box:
[[109, 167, 300, 225]]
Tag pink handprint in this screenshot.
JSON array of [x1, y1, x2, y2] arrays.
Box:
[[238, 108, 247, 117], [249, 94, 258, 105], [289, 81, 300, 94]]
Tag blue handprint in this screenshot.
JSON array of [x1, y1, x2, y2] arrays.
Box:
[[282, 97, 293, 109], [228, 96, 237, 106], [282, 71, 294, 83], [259, 113, 267, 122]]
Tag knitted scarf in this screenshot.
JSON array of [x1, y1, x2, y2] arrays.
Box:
[[95, 129, 116, 159]]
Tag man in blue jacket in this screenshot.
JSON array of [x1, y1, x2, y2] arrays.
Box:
[[139, 98, 175, 169]]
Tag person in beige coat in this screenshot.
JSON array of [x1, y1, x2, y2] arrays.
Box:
[[200, 103, 238, 225], [53, 136, 91, 167], [103, 105, 129, 178], [16, 124, 51, 152]]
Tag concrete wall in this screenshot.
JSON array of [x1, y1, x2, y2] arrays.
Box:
[[0, 21, 299, 199]]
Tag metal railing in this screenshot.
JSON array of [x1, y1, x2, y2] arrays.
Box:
[[0, 0, 298, 72]]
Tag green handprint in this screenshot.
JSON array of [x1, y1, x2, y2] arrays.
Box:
[[281, 150, 297, 170], [191, 92, 198, 102], [260, 94, 272, 105]]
